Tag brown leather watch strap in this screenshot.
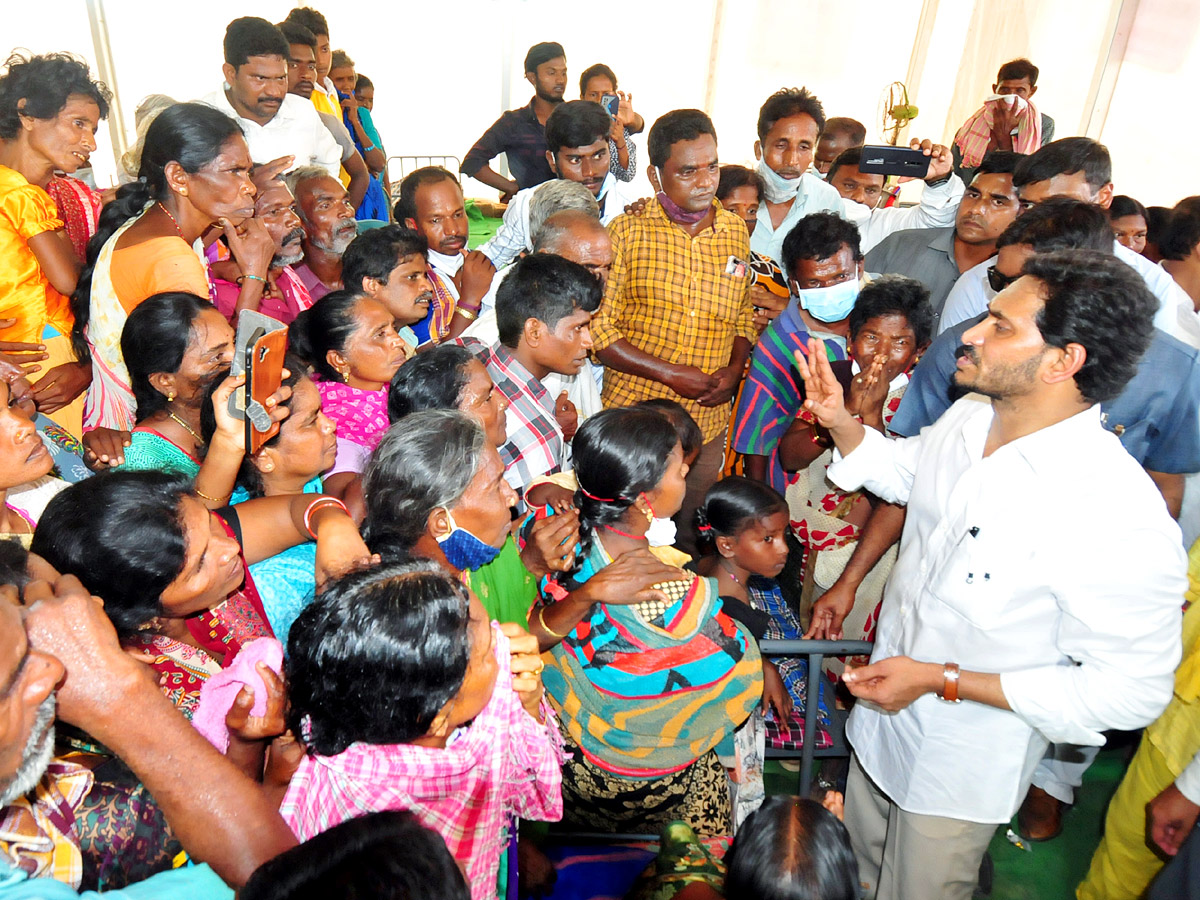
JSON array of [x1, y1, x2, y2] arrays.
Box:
[[940, 662, 962, 703]]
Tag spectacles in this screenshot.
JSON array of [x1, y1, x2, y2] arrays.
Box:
[[986, 265, 1019, 293]]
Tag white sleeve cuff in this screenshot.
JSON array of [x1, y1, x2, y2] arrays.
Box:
[[1176, 750, 1200, 806], [1000, 667, 1107, 747]]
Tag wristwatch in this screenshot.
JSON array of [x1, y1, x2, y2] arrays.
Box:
[[938, 662, 961, 703]]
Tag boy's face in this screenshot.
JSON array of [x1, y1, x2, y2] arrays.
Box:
[[368, 253, 433, 327], [531, 307, 594, 375]]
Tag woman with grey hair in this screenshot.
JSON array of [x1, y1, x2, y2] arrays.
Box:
[[362, 409, 518, 577]]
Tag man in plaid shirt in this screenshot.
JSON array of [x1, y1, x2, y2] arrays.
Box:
[[592, 109, 756, 553], [461, 253, 602, 502]]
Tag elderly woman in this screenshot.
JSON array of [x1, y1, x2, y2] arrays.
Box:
[[362, 409, 517, 576], [71, 102, 274, 458], [528, 407, 764, 836]]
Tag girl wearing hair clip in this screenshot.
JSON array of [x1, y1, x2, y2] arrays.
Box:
[[524, 407, 763, 837]]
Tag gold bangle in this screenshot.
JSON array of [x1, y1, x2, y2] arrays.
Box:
[[455, 306, 478, 321], [536, 604, 570, 639], [194, 488, 231, 504]]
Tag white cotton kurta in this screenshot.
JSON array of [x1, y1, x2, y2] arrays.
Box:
[[830, 395, 1187, 823]]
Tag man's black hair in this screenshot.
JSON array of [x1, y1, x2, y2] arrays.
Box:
[[781, 211, 863, 276], [1161, 197, 1200, 261], [1023, 249, 1157, 404], [826, 146, 867, 184], [1012, 137, 1112, 192], [975, 149, 1022, 177], [821, 117, 866, 145], [996, 197, 1114, 253], [848, 276, 934, 348], [342, 225, 428, 294], [393, 166, 458, 226], [223, 17, 289, 69], [717, 165, 766, 204], [524, 42, 565, 74], [757, 87, 826, 143], [277, 20, 316, 52], [997, 58, 1040, 86], [648, 109, 717, 169], [579, 63, 617, 95], [495, 253, 601, 348], [544, 101, 611, 155], [284, 7, 329, 38]]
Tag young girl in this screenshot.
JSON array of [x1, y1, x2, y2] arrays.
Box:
[[695, 476, 832, 753], [280, 560, 562, 900]]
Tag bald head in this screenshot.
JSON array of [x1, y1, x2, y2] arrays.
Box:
[[533, 210, 613, 287]]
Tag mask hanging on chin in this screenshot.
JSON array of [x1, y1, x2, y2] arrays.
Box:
[[427, 247, 464, 276], [756, 158, 804, 204], [437, 511, 502, 572], [793, 278, 861, 323], [655, 168, 710, 225]]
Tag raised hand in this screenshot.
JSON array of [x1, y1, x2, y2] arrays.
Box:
[[793, 339, 848, 429]]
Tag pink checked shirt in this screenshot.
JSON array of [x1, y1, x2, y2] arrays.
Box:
[[279, 627, 564, 900]]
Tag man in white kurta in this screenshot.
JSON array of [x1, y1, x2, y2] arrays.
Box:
[[795, 247, 1188, 900]]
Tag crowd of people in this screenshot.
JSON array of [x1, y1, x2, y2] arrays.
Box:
[[0, 11, 1198, 900]]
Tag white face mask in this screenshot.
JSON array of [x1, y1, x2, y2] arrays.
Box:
[[756, 158, 804, 204], [645, 516, 678, 548], [841, 198, 872, 228], [427, 247, 464, 275]]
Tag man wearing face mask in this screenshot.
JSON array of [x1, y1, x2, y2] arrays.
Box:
[[733, 213, 868, 492], [592, 109, 755, 555], [750, 88, 843, 266], [826, 142, 963, 254]]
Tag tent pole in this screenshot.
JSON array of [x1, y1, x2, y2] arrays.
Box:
[[84, 0, 128, 167]]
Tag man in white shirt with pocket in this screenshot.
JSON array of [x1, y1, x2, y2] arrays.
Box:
[[795, 248, 1188, 900]]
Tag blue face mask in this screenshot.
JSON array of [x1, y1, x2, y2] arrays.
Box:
[[437, 511, 502, 572], [793, 278, 860, 323]]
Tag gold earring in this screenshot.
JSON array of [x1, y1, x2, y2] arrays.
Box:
[[167, 392, 175, 401]]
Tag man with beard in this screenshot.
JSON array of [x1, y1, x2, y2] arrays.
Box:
[[0, 548, 296, 894], [863, 150, 1021, 322], [462, 42, 566, 198], [287, 166, 358, 301], [341, 225, 433, 353], [795, 248, 1186, 900], [592, 109, 755, 553], [201, 17, 339, 177], [394, 167, 495, 344], [212, 175, 313, 323]]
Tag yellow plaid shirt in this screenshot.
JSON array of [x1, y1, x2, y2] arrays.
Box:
[[593, 199, 756, 442]]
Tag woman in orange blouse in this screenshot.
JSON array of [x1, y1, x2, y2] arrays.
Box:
[[71, 102, 274, 463], [0, 52, 112, 431]]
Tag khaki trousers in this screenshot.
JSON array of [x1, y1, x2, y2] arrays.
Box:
[[844, 755, 998, 900]]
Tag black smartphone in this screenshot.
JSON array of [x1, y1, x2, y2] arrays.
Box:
[[858, 145, 931, 179], [600, 93, 620, 118]]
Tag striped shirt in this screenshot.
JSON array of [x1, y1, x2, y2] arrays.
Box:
[[592, 199, 756, 442], [731, 304, 848, 493]]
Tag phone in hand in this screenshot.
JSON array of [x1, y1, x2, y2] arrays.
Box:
[[600, 92, 620, 118], [229, 310, 287, 454], [857, 145, 931, 179]]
